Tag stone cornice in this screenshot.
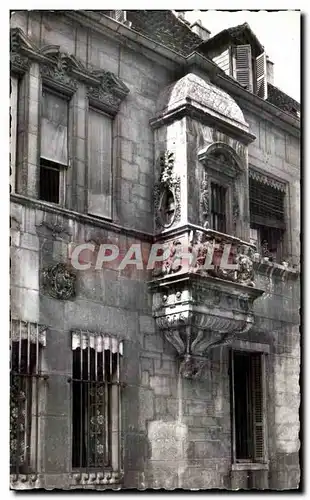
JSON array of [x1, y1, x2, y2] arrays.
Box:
[[10, 27, 129, 114], [150, 101, 256, 145], [61, 12, 300, 134], [10, 193, 153, 242]]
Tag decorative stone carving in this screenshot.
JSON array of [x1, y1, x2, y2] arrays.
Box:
[[237, 251, 255, 286], [154, 151, 181, 230], [87, 71, 129, 114], [150, 239, 264, 378], [232, 184, 239, 231], [249, 168, 287, 192], [10, 27, 129, 113], [42, 263, 76, 300], [40, 54, 78, 91], [179, 355, 207, 379], [200, 175, 209, 227]]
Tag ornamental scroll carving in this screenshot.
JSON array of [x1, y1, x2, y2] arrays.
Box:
[[10, 28, 129, 113], [200, 174, 209, 228], [42, 263, 76, 300], [154, 151, 181, 230], [153, 230, 255, 287]]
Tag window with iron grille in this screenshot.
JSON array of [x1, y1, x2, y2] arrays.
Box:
[[249, 175, 286, 261], [230, 350, 266, 463], [71, 332, 123, 476], [10, 320, 47, 477], [211, 182, 227, 233], [39, 88, 69, 204]]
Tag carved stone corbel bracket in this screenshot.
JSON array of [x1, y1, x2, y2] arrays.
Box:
[[151, 269, 264, 379]]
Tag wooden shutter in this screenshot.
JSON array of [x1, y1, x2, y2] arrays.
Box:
[[10, 77, 18, 193], [251, 353, 265, 462], [256, 52, 268, 99], [235, 45, 253, 92], [41, 90, 68, 166], [87, 109, 112, 219], [229, 349, 237, 463]]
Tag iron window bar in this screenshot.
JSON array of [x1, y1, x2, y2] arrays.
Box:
[[70, 331, 123, 484], [10, 319, 48, 482]]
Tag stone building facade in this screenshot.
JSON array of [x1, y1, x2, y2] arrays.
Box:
[[10, 10, 300, 490]]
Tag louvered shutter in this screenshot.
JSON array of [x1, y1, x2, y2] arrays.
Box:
[[235, 45, 253, 92], [256, 52, 268, 99], [106, 10, 126, 22], [230, 349, 237, 463], [251, 353, 265, 462], [87, 108, 112, 219]]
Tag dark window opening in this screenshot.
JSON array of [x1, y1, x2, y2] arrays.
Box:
[[10, 340, 37, 474], [211, 182, 227, 233], [72, 348, 118, 470], [39, 158, 60, 203], [231, 351, 264, 462]]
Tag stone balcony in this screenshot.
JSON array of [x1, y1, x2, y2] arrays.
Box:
[[149, 225, 264, 378]]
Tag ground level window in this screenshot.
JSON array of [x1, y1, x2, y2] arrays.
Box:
[[71, 332, 122, 472], [230, 350, 266, 463], [10, 321, 46, 476]]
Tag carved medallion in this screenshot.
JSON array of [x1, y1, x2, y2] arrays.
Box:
[[154, 151, 181, 230], [42, 263, 76, 300]]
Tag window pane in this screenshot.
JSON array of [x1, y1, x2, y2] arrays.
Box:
[[10, 340, 36, 474], [72, 347, 118, 469], [41, 90, 68, 166], [211, 182, 226, 233], [88, 109, 112, 218], [40, 159, 60, 203]]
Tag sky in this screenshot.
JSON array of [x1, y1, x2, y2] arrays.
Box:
[[183, 10, 301, 102]]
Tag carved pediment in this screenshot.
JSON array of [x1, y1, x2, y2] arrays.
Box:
[[10, 27, 129, 113]]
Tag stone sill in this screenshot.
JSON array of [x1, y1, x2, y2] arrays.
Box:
[[232, 463, 269, 471], [10, 193, 153, 242], [10, 472, 122, 490]]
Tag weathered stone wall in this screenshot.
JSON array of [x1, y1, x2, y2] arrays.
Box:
[[245, 111, 300, 266], [10, 10, 300, 491]]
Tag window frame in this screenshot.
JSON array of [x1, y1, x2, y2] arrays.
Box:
[[70, 332, 123, 477], [39, 86, 71, 206], [249, 172, 288, 261], [10, 320, 47, 479], [87, 104, 114, 221], [230, 347, 268, 467], [208, 171, 233, 234]]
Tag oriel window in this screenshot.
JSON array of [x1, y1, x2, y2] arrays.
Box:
[[40, 89, 69, 204]]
